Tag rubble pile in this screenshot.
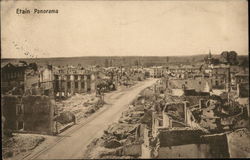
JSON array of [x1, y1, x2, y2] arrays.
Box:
[[56, 93, 104, 120], [104, 123, 137, 140], [2, 134, 45, 159], [191, 97, 249, 132], [147, 80, 249, 134], [55, 93, 104, 131], [118, 105, 144, 124], [227, 128, 250, 154], [84, 87, 153, 159], [84, 122, 138, 159], [180, 95, 210, 106]]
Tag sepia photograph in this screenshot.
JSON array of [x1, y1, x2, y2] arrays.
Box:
[[1, 0, 249, 159]]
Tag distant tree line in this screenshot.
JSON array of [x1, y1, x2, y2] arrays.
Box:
[[204, 50, 248, 66], [220, 51, 238, 65]]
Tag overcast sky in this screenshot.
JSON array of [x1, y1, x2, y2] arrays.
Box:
[[1, 0, 248, 58]]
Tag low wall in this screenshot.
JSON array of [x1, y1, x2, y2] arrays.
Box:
[[123, 144, 141, 156], [158, 144, 211, 158]]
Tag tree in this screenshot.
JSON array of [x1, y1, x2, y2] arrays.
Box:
[[221, 51, 238, 65]]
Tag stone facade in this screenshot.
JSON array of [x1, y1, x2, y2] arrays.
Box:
[[2, 95, 56, 135], [54, 73, 96, 99]]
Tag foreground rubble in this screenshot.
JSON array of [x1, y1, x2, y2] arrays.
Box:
[[83, 87, 154, 159], [56, 93, 103, 119], [226, 128, 250, 157], [55, 93, 104, 131], [83, 78, 250, 158], [2, 134, 45, 160]]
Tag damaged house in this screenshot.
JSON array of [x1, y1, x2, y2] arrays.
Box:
[[39, 64, 54, 96], [1, 62, 58, 135], [2, 95, 56, 135], [140, 101, 230, 158], [167, 77, 211, 96], [54, 67, 97, 99], [1, 62, 54, 96], [153, 66, 164, 78], [1, 62, 38, 94], [235, 72, 249, 98], [210, 64, 230, 90], [191, 96, 249, 132]]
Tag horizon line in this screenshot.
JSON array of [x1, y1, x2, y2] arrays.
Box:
[[1, 53, 249, 60]]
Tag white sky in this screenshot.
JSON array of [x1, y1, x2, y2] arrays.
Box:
[[1, 0, 248, 58]]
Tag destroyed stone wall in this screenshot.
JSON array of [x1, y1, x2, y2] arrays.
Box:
[[157, 144, 211, 158], [181, 96, 209, 107], [237, 83, 249, 98], [226, 129, 250, 158], [1, 63, 26, 94], [142, 127, 213, 158], [24, 71, 40, 91], [23, 96, 55, 135], [199, 99, 208, 108], [157, 129, 205, 147], [186, 109, 203, 129], [121, 144, 141, 157], [2, 95, 55, 135], [164, 102, 186, 123], [171, 89, 184, 96], [54, 73, 96, 99], [202, 134, 230, 158], [162, 112, 171, 128], [2, 95, 21, 131], [141, 143, 152, 158]]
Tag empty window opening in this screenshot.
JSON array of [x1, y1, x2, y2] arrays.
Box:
[[81, 82, 85, 89], [16, 104, 24, 115], [67, 82, 71, 88], [215, 81, 219, 86], [17, 121, 24, 130], [75, 82, 78, 89]]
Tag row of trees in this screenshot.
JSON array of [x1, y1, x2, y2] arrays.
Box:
[[205, 50, 248, 66], [220, 51, 238, 65], [103, 50, 247, 67]]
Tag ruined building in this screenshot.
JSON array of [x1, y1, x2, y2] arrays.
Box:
[[39, 64, 54, 96], [210, 64, 230, 90], [167, 77, 211, 96], [140, 102, 231, 158], [54, 67, 97, 98], [1, 62, 37, 94], [1, 62, 54, 96], [2, 95, 56, 135]]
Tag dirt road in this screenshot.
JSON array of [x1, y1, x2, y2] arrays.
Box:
[[24, 78, 157, 160]]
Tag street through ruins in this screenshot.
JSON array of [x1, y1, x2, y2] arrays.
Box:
[[2, 1, 249, 159], [23, 78, 157, 160]]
